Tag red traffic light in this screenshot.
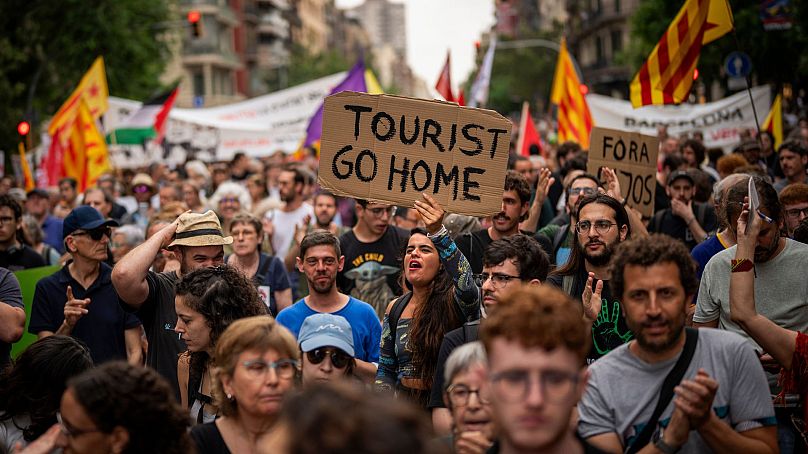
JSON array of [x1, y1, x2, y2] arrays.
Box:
[[693, 68, 699, 80], [17, 121, 30, 136], [579, 84, 589, 95], [187, 10, 201, 23]]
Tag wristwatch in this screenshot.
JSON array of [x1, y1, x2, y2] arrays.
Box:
[[654, 437, 681, 454]]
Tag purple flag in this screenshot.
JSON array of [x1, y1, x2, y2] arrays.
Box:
[[303, 59, 367, 148]]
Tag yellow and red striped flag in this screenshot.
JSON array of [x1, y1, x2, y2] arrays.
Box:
[[630, 0, 733, 108], [550, 38, 593, 149], [48, 57, 109, 136], [762, 93, 782, 149], [63, 100, 111, 191]]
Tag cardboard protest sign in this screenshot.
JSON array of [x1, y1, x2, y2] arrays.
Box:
[[587, 127, 659, 218], [318, 91, 511, 217]]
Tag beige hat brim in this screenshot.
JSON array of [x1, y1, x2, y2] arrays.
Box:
[[168, 235, 234, 248]]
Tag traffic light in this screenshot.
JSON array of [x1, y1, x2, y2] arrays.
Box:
[[188, 10, 202, 38], [17, 121, 30, 137]]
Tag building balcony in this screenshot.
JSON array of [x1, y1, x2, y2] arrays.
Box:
[[180, 0, 239, 27], [182, 42, 243, 69], [257, 13, 289, 38], [256, 0, 291, 10]]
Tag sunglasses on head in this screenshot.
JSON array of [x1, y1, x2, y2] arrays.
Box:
[[72, 227, 111, 241], [306, 347, 351, 369]]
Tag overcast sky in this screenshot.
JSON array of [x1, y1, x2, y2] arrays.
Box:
[[335, 0, 496, 91]]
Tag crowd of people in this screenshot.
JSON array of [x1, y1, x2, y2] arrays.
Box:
[[0, 122, 806, 453]]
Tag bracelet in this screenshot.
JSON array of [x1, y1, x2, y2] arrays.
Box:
[[427, 225, 448, 239], [731, 258, 755, 274]]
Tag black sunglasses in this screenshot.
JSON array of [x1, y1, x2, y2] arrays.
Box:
[[72, 227, 111, 241], [306, 347, 351, 369]]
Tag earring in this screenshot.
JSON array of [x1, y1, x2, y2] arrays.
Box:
[[227, 393, 233, 400]]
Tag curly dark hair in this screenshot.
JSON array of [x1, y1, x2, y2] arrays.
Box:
[[0, 336, 92, 443], [176, 265, 267, 408], [0, 194, 22, 220], [280, 381, 439, 454], [68, 362, 192, 454], [402, 228, 463, 394], [608, 234, 699, 300], [504, 170, 531, 206], [483, 234, 549, 282]]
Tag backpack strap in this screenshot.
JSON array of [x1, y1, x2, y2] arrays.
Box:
[[552, 224, 569, 257], [562, 273, 575, 296], [388, 292, 413, 342], [462, 319, 480, 343]]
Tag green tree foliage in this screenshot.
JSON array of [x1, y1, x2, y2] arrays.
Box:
[[627, 0, 808, 99], [0, 0, 171, 153]]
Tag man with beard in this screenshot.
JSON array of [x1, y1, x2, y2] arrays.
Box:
[[694, 176, 808, 340], [456, 171, 532, 274], [549, 194, 633, 362], [277, 230, 381, 382], [112, 210, 231, 398], [430, 234, 549, 434], [774, 141, 808, 193], [648, 170, 718, 251], [264, 165, 314, 260], [579, 234, 776, 453]]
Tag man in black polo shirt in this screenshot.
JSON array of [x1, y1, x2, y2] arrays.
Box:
[[430, 234, 549, 434], [0, 195, 45, 271], [112, 210, 231, 399], [29, 206, 142, 364], [648, 170, 718, 250]]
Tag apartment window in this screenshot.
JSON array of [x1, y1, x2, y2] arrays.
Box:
[[611, 30, 622, 55], [615, 0, 621, 13], [193, 71, 204, 97], [596, 36, 604, 65]]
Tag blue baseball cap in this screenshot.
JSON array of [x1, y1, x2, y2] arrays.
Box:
[[297, 313, 355, 357], [63, 205, 119, 240]]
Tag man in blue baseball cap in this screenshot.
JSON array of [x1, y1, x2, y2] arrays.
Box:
[[29, 206, 143, 365], [298, 313, 357, 384]]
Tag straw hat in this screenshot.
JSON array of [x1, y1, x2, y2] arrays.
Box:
[[168, 210, 233, 248], [131, 173, 156, 190]]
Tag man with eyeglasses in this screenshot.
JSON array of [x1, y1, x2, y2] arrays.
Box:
[[30, 206, 143, 365], [337, 199, 409, 319], [549, 193, 633, 363], [778, 183, 808, 238], [277, 230, 381, 383], [480, 285, 602, 453], [579, 234, 776, 454], [648, 170, 718, 251], [430, 234, 549, 434], [535, 173, 600, 266], [0, 195, 45, 270]]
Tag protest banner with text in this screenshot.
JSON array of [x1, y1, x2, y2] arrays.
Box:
[[318, 91, 512, 217], [587, 127, 659, 218]]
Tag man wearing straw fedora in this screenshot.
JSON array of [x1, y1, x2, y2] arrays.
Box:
[[112, 210, 232, 398]]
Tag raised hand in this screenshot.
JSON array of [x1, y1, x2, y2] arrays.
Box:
[[674, 369, 719, 428], [13, 424, 61, 454], [736, 196, 762, 250], [601, 167, 623, 201], [413, 193, 446, 235], [582, 272, 603, 322], [293, 214, 312, 245], [454, 431, 493, 454], [159, 214, 183, 249], [670, 198, 694, 222], [64, 286, 91, 329], [534, 168, 555, 206]]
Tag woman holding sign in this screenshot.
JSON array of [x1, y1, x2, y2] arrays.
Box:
[[375, 194, 480, 408]]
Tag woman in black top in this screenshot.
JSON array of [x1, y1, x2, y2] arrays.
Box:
[[191, 316, 299, 454]]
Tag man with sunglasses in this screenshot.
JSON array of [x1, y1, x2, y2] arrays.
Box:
[[298, 313, 357, 384], [337, 199, 409, 319], [430, 234, 549, 434], [579, 234, 776, 453], [29, 206, 143, 365]]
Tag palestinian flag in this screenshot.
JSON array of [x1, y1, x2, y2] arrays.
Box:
[[107, 88, 178, 145]]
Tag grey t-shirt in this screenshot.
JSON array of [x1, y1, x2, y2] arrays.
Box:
[[578, 329, 775, 453], [693, 239, 808, 351]]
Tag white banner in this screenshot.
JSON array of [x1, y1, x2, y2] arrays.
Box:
[[586, 86, 771, 151], [104, 72, 346, 168]]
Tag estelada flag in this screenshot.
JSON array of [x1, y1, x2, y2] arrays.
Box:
[[550, 38, 593, 149], [63, 100, 111, 191], [48, 57, 109, 135], [435, 51, 455, 102], [517, 102, 542, 158], [762, 93, 783, 149], [629, 0, 733, 107]]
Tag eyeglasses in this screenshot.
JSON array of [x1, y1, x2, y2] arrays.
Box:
[[366, 206, 395, 218], [446, 384, 490, 407], [575, 220, 617, 236], [0, 216, 15, 225], [220, 197, 240, 204], [242, 359, 298, 380], [57, 412, 103, 438], [71, 227, 111, 241], [473, 272, 520, 288], [306, 347, 352, 369], [786, 207, 808, 219], [567, 186, 597, 197], [132, 185, 151, 194], [489, 369, 579, 404]]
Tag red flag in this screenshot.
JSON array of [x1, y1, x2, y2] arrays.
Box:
[[435, 52, 455, 102], [457, 89, 465, 106], [517, 102, 542, 157]]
